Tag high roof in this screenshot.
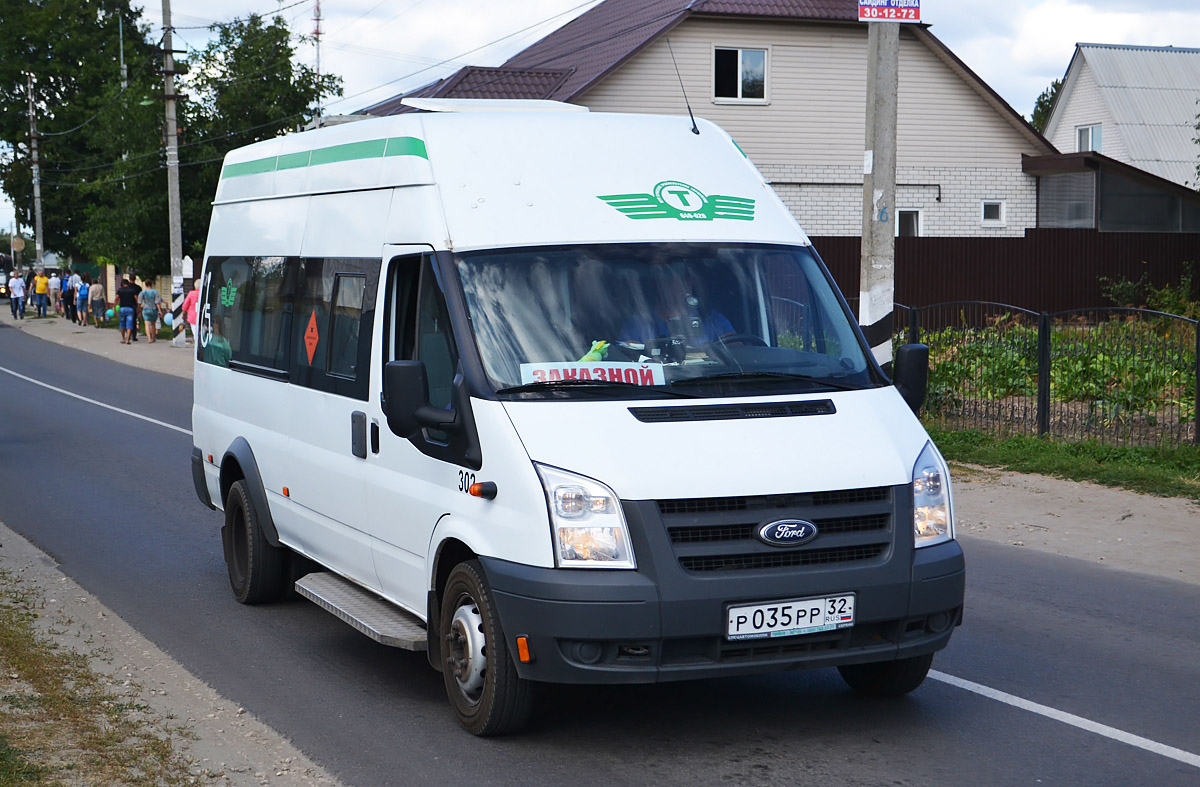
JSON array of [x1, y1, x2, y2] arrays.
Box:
[[363, 0, 861, 112], [1046, 43, 1200, 187]]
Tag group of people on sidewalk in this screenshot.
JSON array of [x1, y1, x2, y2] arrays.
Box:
[[7, 269, 201, 347]]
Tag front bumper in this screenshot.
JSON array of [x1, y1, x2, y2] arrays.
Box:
[[483, 537, 964, 685]]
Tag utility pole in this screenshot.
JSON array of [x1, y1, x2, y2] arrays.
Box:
[[313, 0, 323, 128], [161, 0, 186, 346], [858, 18, 900, 373], [25, 72, 44, 270]]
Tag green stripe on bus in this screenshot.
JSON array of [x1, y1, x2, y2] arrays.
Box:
[[222, 157, 278, 178], [275, 151, 311, 171], [384, 136, 427, 158], [222, 136, 429, 179], [309, 138, 387, 166]]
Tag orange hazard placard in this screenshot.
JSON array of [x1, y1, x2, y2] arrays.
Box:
[[304, 311, 319, 364]]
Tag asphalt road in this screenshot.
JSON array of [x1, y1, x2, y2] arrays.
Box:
[[1, 321, 1198, 786]]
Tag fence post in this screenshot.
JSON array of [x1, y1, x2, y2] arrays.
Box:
[[1037, 312, 1051, 437], [1194, 325, 1199, 446], [908, 307, 919, 345]]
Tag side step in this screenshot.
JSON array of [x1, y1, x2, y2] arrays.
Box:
[[295, 572, 428, 651]]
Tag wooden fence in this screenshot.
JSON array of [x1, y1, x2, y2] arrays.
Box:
[[811, 229, 1200, 313]]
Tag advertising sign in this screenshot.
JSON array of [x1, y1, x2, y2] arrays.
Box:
[[858, 0, 921, 23]]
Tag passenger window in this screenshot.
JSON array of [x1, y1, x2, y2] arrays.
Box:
[[199, 256, 293, 372], [328, 274, 365, 379]]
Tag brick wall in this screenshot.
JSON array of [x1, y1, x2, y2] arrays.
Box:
[[761, 164, 1037, 238]]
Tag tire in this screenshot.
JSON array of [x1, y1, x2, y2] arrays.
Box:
[[440, 560, 533, 736], [223, 480, 288, 604], [838, 652, 934, 697]]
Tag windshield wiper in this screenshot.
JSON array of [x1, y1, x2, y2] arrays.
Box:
[[669, 371, 869, 392], [496, 379, 698, 398]]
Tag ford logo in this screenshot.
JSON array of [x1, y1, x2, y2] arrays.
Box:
[[756, 520, 819, 547]]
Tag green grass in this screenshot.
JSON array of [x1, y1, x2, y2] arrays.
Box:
[[928, 426, 1200, 502], [0, 733, 45, 784]]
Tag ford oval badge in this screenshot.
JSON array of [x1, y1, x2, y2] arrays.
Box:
[[757, 520, 819, 547]]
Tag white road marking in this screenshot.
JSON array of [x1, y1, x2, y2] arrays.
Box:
[[0, 364, 192, 436], [931, 670, 1200, 769]]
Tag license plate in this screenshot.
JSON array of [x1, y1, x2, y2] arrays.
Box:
[[726, 593, 856, 640]]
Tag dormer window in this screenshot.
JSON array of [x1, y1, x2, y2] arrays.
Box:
[[1077, 124, 1102, 153]]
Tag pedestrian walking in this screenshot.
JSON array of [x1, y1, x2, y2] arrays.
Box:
[[8, 271, 25, 319], [139, 279, 163, 343], [62, 274, 77, 324], [180, 279, 200, 344], [116, 278, 139, 344], [88, 277, 106, 327], [129, 276, 142, 341], [76, 275, 90, 326], [47, 270, 61, 313], [32, 270, 49, 317]]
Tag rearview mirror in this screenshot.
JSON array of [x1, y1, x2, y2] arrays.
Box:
[[893, 344, 929, 414], [382, 361, 458, 438]]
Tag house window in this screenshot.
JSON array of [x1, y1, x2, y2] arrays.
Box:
[[1077, 124, 1102, 153], [714, 47, 767, 103], [897, 209, 921, 237], [981, 200, 1006, 227]]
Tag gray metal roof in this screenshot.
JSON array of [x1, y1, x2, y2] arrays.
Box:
[[1078, 44, 1200, 187]]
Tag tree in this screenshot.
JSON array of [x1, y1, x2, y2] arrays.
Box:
[[178, 14, 341, 262], [0, 4, 340, 277], [1029, 79, 1062, 134]]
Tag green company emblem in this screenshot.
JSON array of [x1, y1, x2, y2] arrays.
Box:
[[219, 281, 238, 307], [597, 180, 755, 222]]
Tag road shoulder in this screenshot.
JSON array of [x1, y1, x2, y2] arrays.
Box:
[[0, 518, 341, 786]]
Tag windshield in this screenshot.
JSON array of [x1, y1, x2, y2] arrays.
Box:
[[454, 243, 875, 397]]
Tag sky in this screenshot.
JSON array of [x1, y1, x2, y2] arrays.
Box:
[[4, 0, 1199, 242]]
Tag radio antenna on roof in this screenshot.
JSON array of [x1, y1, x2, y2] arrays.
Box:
[[666, 38, 700, 135]]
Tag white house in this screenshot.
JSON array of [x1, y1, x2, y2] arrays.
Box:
[[365, 0, 1056, 239]]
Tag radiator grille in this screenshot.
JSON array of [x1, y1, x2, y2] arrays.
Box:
[[679, 544, 886, 572]]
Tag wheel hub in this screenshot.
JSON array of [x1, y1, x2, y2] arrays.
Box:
[[447, 602, 486, 699]]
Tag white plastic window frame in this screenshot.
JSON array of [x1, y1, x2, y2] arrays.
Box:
[[896, 208, 922, 237], [1076, 124, 1102, 153], [712, 45, 770, 105], [980, 200, 1006, 227]]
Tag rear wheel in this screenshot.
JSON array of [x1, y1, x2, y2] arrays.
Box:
[[440, 560, 533, 736], [838, 653, 934, 697], [223, 480, 287, 604]]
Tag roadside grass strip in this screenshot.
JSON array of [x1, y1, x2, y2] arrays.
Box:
[[0, 569, 201, 785], [0, 365, 191, 436], [931, 671, 1200, 770]]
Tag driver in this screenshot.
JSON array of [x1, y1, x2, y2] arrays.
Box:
[[618, 272, 734, 346]]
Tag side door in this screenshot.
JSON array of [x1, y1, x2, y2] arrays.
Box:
[[359, 247, 478, 615], [280, 256, 383, 590]]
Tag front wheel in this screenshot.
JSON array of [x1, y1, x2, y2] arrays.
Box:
[[440, 560, 533, 736], [838, 653, 934, 697]]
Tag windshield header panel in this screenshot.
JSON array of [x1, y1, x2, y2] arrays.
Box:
[[454, 243, 878, 400]]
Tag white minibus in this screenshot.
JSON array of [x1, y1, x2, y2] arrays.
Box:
[[191, 100, 964, 736]]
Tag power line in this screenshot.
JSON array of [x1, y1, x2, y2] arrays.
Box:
[[326, 0, 602, 109], [38, 39, 163, 138], [171, 0, 311, 30]]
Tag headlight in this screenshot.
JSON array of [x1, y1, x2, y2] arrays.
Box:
[[912, 441, 954, 548], [535, 464, 636, 569]]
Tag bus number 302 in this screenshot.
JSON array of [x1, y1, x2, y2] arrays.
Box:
[[458, 470, 476, 493]]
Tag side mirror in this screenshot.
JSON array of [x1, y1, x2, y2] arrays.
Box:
[[382, 361, 458, 438], [893, 344, 929, 414]]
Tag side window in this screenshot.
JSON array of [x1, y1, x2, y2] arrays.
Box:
[[292, 257, 379, 399], [328, 274, 366, 379], [415, 258, 459, 443], [199, 256, 294, 372]]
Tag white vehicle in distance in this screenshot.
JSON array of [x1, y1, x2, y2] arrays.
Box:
[[191, 99, 963, 736]]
